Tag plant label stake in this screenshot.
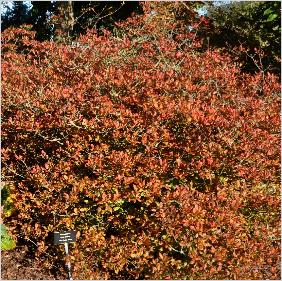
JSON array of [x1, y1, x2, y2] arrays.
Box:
[[53, 230, 77, 280]]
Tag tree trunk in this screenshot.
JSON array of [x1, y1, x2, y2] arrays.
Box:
[[53, 1, 74, 43]]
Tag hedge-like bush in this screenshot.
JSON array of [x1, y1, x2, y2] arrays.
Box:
[[1, 4, 280, 279]]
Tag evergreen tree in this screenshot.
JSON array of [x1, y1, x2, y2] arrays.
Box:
[[1, 1, 31, 30]]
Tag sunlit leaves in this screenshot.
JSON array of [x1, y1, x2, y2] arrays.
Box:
[[1, 6, 280, 279]]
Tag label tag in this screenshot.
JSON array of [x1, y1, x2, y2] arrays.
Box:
[[53, 230, 77, 245]]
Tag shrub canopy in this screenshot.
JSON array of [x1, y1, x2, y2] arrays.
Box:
[[1, 3, 280, 279]]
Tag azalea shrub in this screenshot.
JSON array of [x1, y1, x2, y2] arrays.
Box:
[[1, 3, 280, 279]]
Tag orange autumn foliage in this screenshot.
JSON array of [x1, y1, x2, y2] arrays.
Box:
[[1, 3, 280, 279]]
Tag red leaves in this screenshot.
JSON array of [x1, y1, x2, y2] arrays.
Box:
[[1, 10, 280, 279], [157, 182, 280, 278]]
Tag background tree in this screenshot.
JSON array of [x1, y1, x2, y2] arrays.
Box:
[[1, 1, 142, 41], [72, 1, 142, 36], [1, 1, 32, 30], [206, 1, 281, 74], [30, 1, 55, 41], [51, 1, 75, 42]]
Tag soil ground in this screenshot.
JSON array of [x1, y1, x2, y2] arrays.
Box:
[[1, 246, 66, 280]]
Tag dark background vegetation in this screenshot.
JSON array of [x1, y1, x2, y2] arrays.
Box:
[[1, 1, 281, 74]]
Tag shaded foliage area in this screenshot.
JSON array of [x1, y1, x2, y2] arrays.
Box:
[[205, 1, 281, 74], [1, 1, 142, 41], [71, 1, 142, 36], [2, 1, 280, 76]]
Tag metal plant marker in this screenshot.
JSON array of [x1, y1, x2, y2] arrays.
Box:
[[53, 230, 77, 280]]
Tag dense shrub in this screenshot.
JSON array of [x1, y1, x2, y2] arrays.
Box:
[[1, 3, 280, 279]]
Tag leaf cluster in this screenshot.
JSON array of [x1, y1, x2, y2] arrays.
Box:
[[1, 6, 280, 279]]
